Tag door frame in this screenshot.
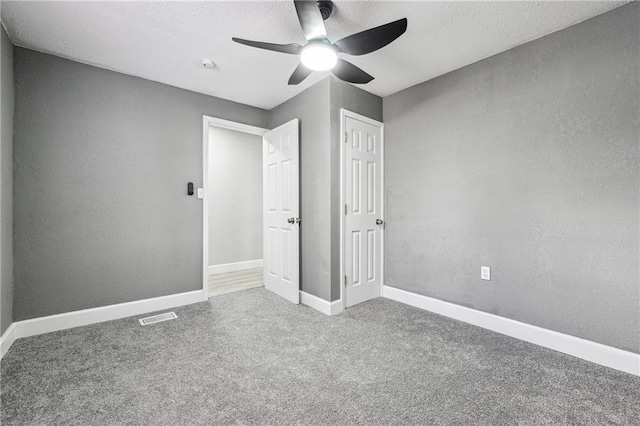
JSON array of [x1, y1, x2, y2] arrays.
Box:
[[202, 115, 268, 301], [339, 109, 385, 310]]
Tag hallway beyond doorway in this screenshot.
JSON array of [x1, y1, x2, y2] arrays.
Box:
[[209, 268, 263, 298]]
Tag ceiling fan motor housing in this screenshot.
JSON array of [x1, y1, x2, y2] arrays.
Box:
[[317, 0, 334, 20]]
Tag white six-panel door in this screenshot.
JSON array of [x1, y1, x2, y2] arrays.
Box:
[[263, 119, 300, 304], [343, 112, 384, 308]]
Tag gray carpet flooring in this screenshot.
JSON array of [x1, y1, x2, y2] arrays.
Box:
[[2, 288, 639, 425]]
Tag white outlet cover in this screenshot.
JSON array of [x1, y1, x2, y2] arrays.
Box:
[[481, 266, 491, 281]]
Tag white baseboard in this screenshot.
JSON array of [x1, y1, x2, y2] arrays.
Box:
[[300, 291, 343, 316], [209, 259, 263, 275], [0, 323, 18, 359], [330, 299, 344, 315], [0, 290, 204, 360], [383, 286, 640, 376]]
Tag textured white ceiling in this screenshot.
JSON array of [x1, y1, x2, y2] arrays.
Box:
[[1, 1, 628, 110]]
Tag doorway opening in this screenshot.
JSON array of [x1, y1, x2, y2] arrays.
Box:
[[202, 116, 267, 299]]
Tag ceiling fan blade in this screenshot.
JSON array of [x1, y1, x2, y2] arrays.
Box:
[[288, 63, 313, 85], [334, 18, 407, 56], [331, 59, 374, 84], [232, 37, 302, 55], [294, 0, 327, 41]]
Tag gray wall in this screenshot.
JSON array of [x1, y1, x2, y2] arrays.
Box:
[[13, 47, 268, 320], [383, 3, 639, 352], [269, 77, 331, 300], [0, 25, 14, 335], [329, 77, 382, 301], [208, 127, 262, 266]]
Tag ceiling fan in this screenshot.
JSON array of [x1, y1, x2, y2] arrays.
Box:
[[232, 0, 407, 85]]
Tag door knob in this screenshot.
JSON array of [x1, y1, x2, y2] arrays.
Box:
[[287, 217, 296, 224], [376, 219, 384, 225]]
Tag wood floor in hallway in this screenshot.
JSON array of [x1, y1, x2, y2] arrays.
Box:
[[208, 267, 264, 297]]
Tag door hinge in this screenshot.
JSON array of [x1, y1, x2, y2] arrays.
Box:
[[344, 203, 347, 215], [344, 276, 347, 286], [344, 132, 348, 143]]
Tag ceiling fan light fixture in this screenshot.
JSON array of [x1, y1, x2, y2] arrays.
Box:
[[300, 41, 337, 71]]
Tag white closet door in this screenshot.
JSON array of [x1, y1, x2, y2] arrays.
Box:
[[344, 114, 383, 307]]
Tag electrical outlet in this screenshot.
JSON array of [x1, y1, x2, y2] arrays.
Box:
[[481, 266, 491, 281]]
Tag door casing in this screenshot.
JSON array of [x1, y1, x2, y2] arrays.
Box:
[[339, 109, 385, 309]]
